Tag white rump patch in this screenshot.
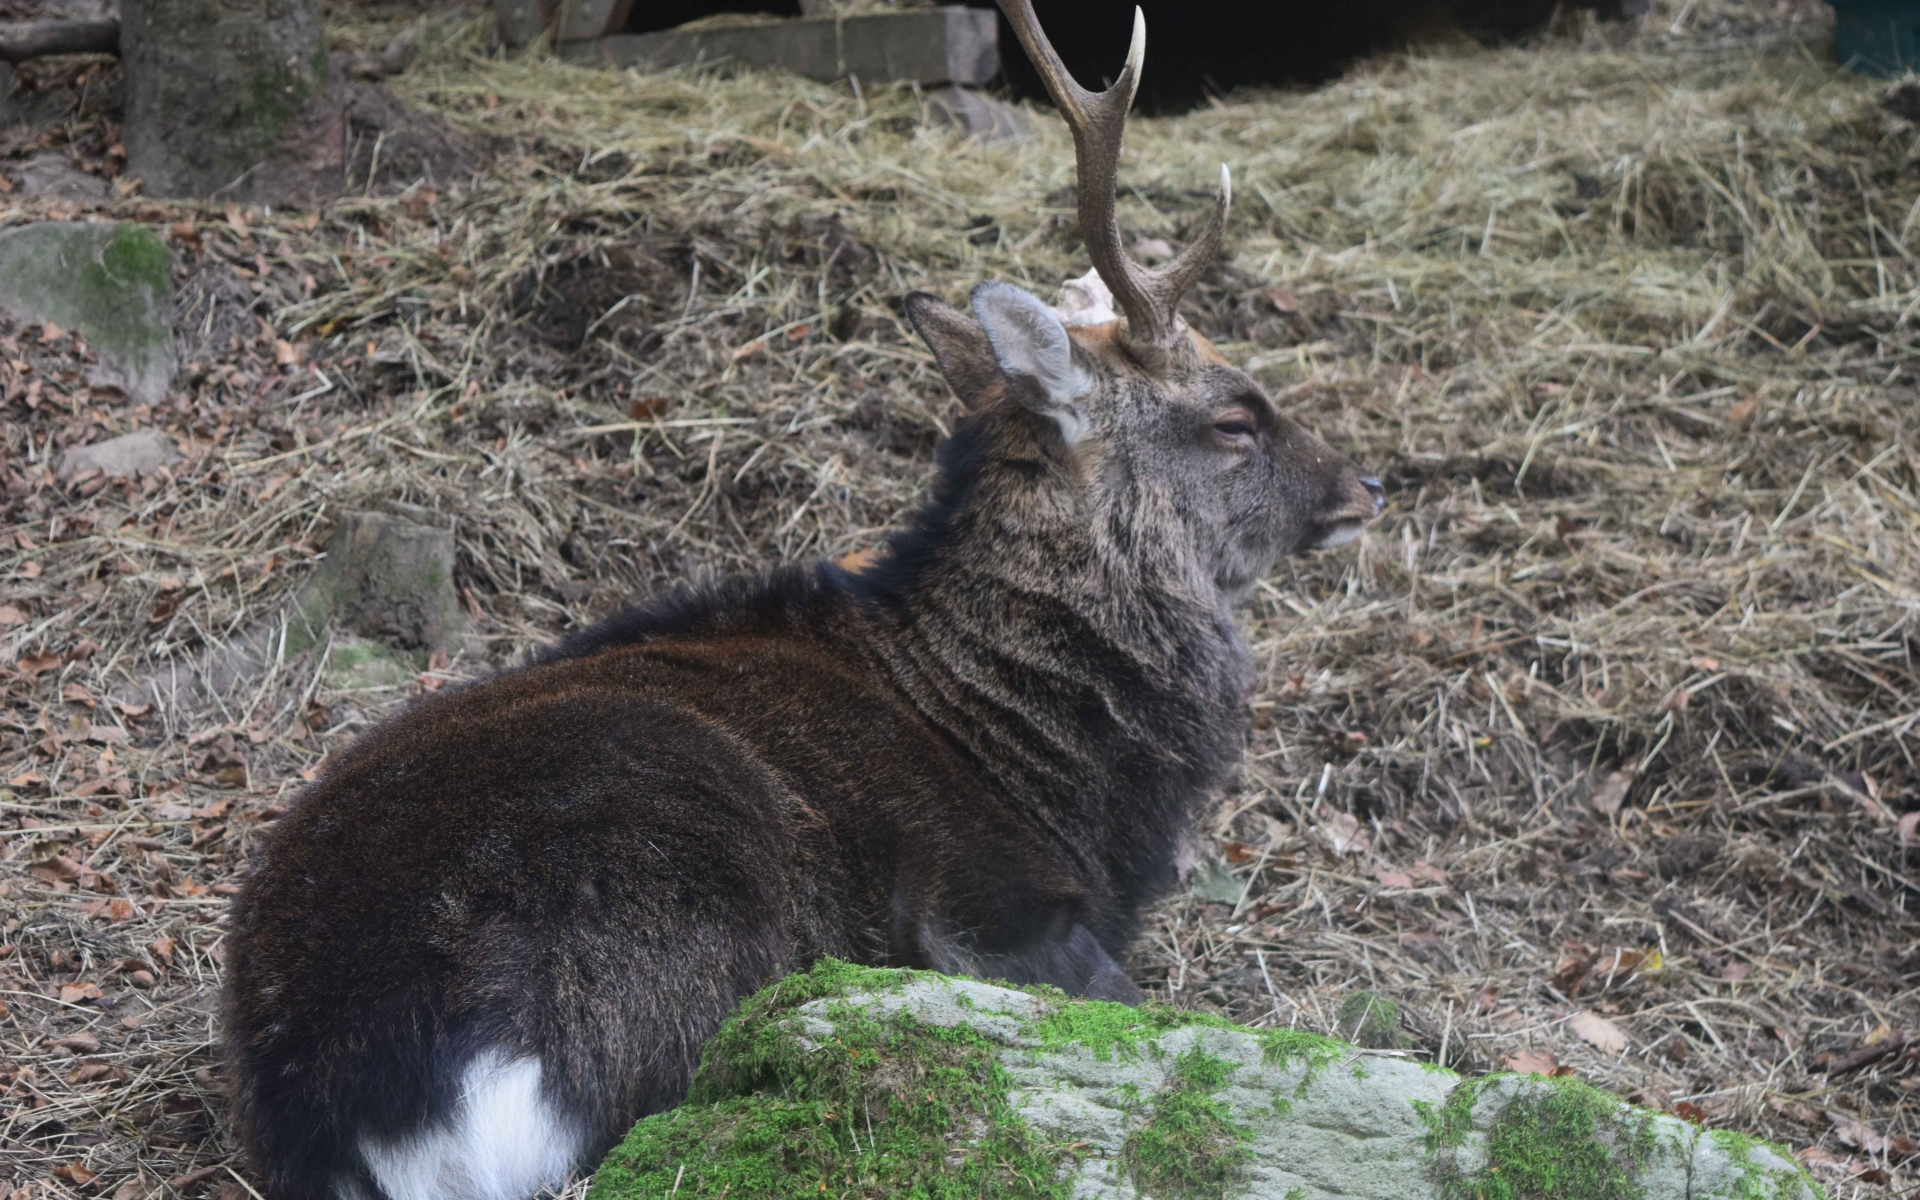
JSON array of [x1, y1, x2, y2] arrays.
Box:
[[355, 1049, 584, 1200]]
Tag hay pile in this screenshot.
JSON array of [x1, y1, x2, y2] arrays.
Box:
[[2, 0, 1916, 1193]]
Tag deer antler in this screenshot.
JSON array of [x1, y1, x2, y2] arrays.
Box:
[[995, 0, 1230, 353]]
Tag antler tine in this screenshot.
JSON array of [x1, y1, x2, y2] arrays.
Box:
[[995, 1, 1230, 352]]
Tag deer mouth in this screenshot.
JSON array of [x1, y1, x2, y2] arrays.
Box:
[[1304, 474, 1384, 551]]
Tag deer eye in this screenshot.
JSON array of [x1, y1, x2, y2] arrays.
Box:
[[1212, 417, 1257, 443]]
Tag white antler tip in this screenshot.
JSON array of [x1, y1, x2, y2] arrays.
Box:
[[1125, 8, 1146, 82], [1219, 163, 1232, 207]]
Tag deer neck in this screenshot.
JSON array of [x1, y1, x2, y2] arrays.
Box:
[[858, 418, 1252, 912]]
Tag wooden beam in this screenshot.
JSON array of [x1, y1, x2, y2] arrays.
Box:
[[0, 18, 120, 63]]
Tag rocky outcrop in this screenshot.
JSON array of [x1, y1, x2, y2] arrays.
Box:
[[590, 960, 1821, 1200]]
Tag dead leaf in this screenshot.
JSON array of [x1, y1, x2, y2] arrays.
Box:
[[1828, 1110, 1888, 1154], [399, 185, 439, 219], [86, 722, 129, 745], [1728, 396, 1758, 429], [225, 202, 249, 238], [53, 1162, 98, 1185], [112, 1177, 154, 1200], [1265, 285, 1302, 312], [1589, 765, 1637, 815], [59, 981, 104, 1004], [117, 700, 153, 718], [1320, 811, 1370, 856], [1569, 1011, 1630, 1054], [53, 1031, 101, 1052], [1374, 868, 1414, 888], [0, 603, 24, 626], [1221, 841, 1255, 865], [16, 650, 63, 677], [1503, 1049, 1573, 1077], [1473, 982, 1499, 1012], [1898, 809, 1920, 848], [1671, 1101, 1707, 1125], [40, 321, 67, 343], [1409, 860, 1449, 886], [627, 395, 672, 420], [150, 935, 175, 965]]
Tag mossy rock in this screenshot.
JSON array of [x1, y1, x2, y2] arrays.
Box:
[[0, 222, 174, 403], [286, 508, 466, 667], [589, 961, 1822, 1199]]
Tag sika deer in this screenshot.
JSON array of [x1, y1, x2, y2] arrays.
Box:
[[222, 4, 1384, 1197]]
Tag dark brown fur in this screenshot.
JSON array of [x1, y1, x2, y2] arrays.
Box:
[[224, 292, 1379, 1198]]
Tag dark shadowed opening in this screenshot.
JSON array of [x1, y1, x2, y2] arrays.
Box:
[[625, 0, 1638, 112]]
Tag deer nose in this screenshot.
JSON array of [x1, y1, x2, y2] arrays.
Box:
[[1358, 475, 1385, 513]]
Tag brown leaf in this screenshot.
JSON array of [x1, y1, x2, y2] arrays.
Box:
[[1473, 982, 1500, 1012], [32, 854, 83, 883], [150, 935, 176, 965], [1728, 396, 1758, 429], [1320, 811, 1370, 856], [54, 1162, 98, 1185], [1221, 841, 1255, 865], [1898, 809, 1920, 848], [1828, 1110, 1888, 1154], [1548, 946, 1594, 994], [16, 650, 63, 677], [54, 1031, 101, 1052], [69, 1059, 113, 1083], [1589, 766, 1636, 815], [1503, 1049, 1569, 1076], [1671, 1101, 1707, 1125], [1569, 1011, 1630, 1054], [59, 980, 104, 1004], [112, 1177, 154, 1200], [1265, 285, 1302, 312], [117, 699, 154, 718], [1374, 869, 1414, 888], [86, 722, 129, 745], [0, 603, 24, 626], [1409, 860, 1449, 886]]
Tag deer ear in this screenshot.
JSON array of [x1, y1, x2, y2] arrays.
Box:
[[968, 281, 1092, 444], [904, 291, 1004, 410]]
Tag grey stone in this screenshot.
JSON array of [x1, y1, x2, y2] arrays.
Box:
[[614, 968, 1823, 1200], [56, 429, 182, 481], [565, 6, 999, 87], [11, 154, 111, 198], [495, 0, 551, 49], [926, 85, 1029, 142], [0, 222, 174, 404], [286, 508, 466, 666]]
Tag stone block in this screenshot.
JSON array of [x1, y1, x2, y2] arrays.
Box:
[[564, 6, 998, 87], [925, 85, 1028, 142], [56, 429, 182, 481], [286, 508, 467, 665], [0, 222, 174, 403]]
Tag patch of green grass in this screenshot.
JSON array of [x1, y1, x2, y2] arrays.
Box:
[[1123, 1044, 1255, 1200]]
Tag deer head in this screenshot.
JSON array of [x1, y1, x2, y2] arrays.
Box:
[[899, 0, 1382, 604]]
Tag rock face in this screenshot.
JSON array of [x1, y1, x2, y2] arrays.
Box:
[[286, 507, 466, 683], [56, 429, 183, 481], [0, 222, 175, 403], [590, 961, 1822, 1200]]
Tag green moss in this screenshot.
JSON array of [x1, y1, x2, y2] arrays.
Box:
[[1255, 1027, 1347, 1101], [1336, 990, 1409, 1049], [1123, 1044, 1254, 1200], [1699, 1129, 1826, 1200], [99, 225, 172, 294], [1425, 1075, 1657, 1200], [592, 959, 1069, 1200], [1030, 998, 1234, 1063]]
